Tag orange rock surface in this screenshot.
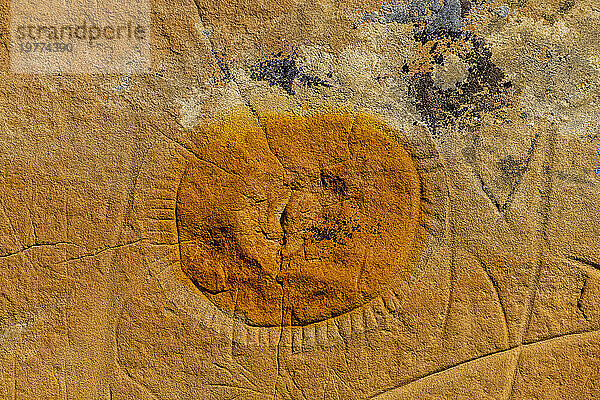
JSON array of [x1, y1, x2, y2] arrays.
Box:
[[176, 112, 430, 326]]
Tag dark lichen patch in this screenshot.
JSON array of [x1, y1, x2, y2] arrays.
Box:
[[307, 225, 343, 243], [558, 0, 576, 14], [250, 51, 331, 95], [307, 215, 383, 245], [498, 154, 527, 180], [413, 26, 464, 44], [459, 0, 472, 18], [408, 32, 513, 137], [540, 0, 576, 22], [307, 219, 363, 244], [354, 0, 511, 138], [463, 124, 541, 213], [320, 172, 347, 196], [212, 51, 232, 83]]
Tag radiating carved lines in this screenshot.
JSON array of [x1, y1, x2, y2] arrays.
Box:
[[135, 234, 436, 353]]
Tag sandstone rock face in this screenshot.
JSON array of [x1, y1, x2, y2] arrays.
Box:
[[1, 0, 600, 399]]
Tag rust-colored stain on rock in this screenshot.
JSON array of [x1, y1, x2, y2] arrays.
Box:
[[175, 111, 431, 326]]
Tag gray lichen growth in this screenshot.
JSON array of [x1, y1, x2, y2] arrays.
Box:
[[491, 5, 510, 18], [356, 0, 464, 34]]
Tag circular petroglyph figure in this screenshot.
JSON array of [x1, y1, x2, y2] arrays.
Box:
[[175, 111, 433, 327]]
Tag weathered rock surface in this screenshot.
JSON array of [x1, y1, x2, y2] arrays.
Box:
[[1, 0, 599, 399]]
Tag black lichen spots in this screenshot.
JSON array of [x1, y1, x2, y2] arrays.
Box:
[[498, 155, 527, 180], [320, 172, 347, 196], [413, 27, 463, 44], [536, 0, 576, 23], [558, 0, 576, 14], [250, 51, 331, 95], [370, 222, 382, 235], [307, 219, 363, 245], [307, 216, 384, 244], [307, 225, 343, 243], [408, 33, 513, 137], [212, 51, 232, 83], [542, 0, 576, 22], [296, 72, 331, 92]]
